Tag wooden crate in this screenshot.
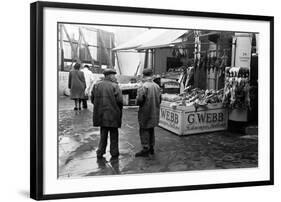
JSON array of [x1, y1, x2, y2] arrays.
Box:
[[159, 101, 228, 135]]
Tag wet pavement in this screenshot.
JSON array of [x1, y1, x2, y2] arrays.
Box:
[[58, 97, 258, 178]]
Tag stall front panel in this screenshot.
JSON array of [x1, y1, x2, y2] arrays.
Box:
[[159, 102, 228, 135], [159, 104, 184, 135], [182, 104, 228, 135]]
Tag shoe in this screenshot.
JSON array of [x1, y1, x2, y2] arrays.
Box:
[[96, 157, 106, 168], [135, 149, 149, 157], [149, 147, 154, 155], [110, 153, 119, 159], [74, 107, 78, 111], [78, 107, 81, 110], [83, 105, 88, 109], [110, 155, 119, 161]]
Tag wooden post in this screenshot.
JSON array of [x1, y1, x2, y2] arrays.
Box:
[[79, 27, 93, 65], [59, 24, 64, 71], [135, 61, 141, 76], [115, 52, 122, 75], [62, 24, 80, 64], [194, 30, 201, 88], [215, 38, 220, 90], [144, 50, 148, 69], [231, 36, 236, 67], [77, 29, 82, 63], [109, 35, 112, 68]]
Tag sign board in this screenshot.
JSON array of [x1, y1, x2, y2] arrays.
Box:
[[159, 106, 183, 134], [182, 108, 228, 134], [234, 34, 252, 68]]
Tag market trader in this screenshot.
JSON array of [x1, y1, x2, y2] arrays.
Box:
[[91, 68, 123, 159], [135, 68, 161, 157]]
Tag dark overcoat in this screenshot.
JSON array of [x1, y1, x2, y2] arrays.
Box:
[[68, 70, 86, 99], [91, 77, 123, 128], [136, 78, 161, 129]]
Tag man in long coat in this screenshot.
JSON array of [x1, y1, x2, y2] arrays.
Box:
[[135, 68, 161, 157], [91, 68, 123, 159]]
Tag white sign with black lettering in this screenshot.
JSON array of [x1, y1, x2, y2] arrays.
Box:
[[159, 103, 228, 135], [159, 106, 183, 135], [183, 108, 228, 134]]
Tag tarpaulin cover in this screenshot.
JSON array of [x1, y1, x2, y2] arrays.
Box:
[[59, 25, 115, 67], [97, 29, 115, 67]]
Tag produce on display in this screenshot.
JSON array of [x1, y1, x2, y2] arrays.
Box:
[[161, 88, 224, 108]]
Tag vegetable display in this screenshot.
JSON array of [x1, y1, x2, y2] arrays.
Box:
[[162, 88, 224, 107], [161, 67, 251, 110]]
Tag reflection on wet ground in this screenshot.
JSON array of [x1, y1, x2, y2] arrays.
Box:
[[58, 97, 258, 178]]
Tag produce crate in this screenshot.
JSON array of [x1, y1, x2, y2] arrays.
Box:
[[159, 101, 228, 135]]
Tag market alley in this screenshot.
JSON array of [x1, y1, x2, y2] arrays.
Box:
[[58, 97, 258, 178]]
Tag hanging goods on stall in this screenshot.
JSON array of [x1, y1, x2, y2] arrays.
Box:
[[222, 67, 250, 110]]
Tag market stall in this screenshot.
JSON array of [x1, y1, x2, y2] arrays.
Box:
[[113, 29, 258, 133], [159, 89, 228, 135]]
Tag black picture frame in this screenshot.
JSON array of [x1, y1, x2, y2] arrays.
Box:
[[30, 1, 274, 200]]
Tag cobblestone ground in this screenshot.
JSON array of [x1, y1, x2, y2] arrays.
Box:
[[58, 97, 258, 178]]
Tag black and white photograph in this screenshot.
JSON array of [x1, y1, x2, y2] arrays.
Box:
[[29, 1, 273, 200], [1, 0, 280, 201], [58, 23, 259, 178]]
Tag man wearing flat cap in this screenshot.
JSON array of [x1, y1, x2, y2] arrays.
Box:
[[91, 68, 123, 159], [135, 68, 161, 157]]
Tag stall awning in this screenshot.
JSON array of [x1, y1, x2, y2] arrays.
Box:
[[112, 29, 166, 51], [113, 29, 189, 51], [136, 30, 188, 50]]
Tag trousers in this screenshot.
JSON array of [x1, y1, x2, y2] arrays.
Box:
[[139, 127, 155, 150], [82, 99, 88, 108], [96, 127, 119, 157]]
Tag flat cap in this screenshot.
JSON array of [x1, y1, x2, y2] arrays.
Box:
[[103, 68, 117, 75], [142, 68, 153, 76]]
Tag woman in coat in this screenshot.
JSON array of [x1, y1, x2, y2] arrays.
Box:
[[68, 63, 86, 110]]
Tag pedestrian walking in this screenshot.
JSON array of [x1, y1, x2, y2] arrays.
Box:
[[68, 63, 86, 110], [81, 64, 94, 109], [91, 68, 123, 159], [135, 68, 161, 157]]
